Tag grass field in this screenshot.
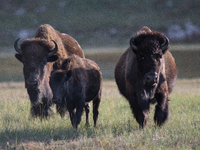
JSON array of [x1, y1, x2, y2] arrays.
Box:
[[1, 1, 200, 149], [0, 45, 200, 149], [0, 79, 200, 149]]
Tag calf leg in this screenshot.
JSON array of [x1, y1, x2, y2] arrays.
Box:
[[154, 92, 169, 126], [93, 92, 101, 127], [85, 103, 90, 126], [67, 103, 76, 126], [73, 101, 84, 129]]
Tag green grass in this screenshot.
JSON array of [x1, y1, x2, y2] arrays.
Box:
[[0, 45, 200, 149], [0, 79, 199, 149]]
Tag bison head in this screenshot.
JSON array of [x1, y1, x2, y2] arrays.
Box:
[[130, 27, 169, 90], [14, 38, 59, 103], [49, 70, 72, 104]]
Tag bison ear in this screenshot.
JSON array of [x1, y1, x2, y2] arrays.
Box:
[[15, 54, 23, 63], [65, 70, 72, 81], [47, 55, 59, 62]]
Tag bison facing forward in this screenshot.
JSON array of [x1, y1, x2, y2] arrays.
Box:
[[49, 54, 102, 129], [14, 24, 85, 118], [115, 27, 177, 128]]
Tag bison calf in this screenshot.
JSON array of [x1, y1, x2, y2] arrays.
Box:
[[115, 26, 177, 128], [50, 54, 102, 129]]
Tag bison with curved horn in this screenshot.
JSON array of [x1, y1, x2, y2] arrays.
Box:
[[114, 26, 177, 128], [14, 24, 85, 119]]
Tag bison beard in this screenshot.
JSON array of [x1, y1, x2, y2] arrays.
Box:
[[27, 87, 53, 118]]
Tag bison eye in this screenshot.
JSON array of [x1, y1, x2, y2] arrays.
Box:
[[152, 54, 162, 60], [155, 54, 162, 60]]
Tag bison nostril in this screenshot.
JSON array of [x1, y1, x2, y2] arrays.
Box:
[[154, 76, 158, 83], [25, 81, 38, 89], [145, 72, 158, 86]]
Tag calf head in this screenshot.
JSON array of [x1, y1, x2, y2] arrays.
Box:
[[14, 38, 59, 103], [130, 27, 169, 89], [49, 70, 72, 104]]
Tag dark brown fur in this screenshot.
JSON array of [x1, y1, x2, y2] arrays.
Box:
[[114, 27, 177, 128], [50, 54, 102, 129], [14, 24, 85, 118]]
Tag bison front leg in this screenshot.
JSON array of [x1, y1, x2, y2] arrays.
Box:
[[129, 94, 149, 128], [154, 91, 169, 127]]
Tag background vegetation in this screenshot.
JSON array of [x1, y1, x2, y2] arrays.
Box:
[[0, 0, 200, 149], [1, 0, 200, 47]]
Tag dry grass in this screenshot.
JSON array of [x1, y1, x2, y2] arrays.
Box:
[[0, 79, 199, 149]]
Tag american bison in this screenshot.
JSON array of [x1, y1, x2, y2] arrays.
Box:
[[114, 26, 177, 128], [49, 54, 102, 129], [14, 24, 85, 118]]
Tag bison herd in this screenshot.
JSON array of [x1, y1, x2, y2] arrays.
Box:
[[14, 24, 177, 129]]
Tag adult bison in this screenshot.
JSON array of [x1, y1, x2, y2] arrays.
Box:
[[114, 26, 177, 128], [49, 54, 102, 129], [14, 24, 85, 118]]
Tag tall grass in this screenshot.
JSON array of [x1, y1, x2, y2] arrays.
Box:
[[0, 79, 199, 149]]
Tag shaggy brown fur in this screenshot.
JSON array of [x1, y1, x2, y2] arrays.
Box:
[[114, 26, 177, 128], [14, 24, 85, 118], [50, 54, 102, 129]]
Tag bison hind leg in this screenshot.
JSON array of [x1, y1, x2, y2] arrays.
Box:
[[85, 103, 90, 127], [92, 92, 101, 127]]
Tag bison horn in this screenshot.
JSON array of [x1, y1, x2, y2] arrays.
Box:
[[14, 38, 22, 55], [48, 40, 58, 57], [130, 37, 138, 51], [161, 36, 169, 52]]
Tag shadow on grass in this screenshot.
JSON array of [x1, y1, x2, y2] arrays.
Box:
[[0, 117, 140, 148]]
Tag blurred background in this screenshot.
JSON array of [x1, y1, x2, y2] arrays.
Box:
[[0, 0, 200, 81]]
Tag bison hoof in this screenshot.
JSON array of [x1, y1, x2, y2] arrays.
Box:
[[85, 122, 91, 128]]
